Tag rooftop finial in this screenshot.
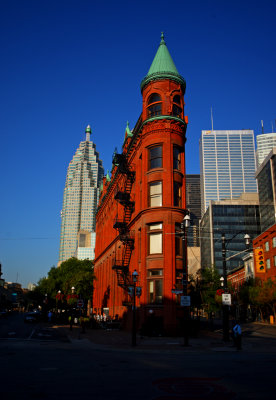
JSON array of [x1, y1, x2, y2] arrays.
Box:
[[85, 124, 91, 141], [160, 32, 165, 44], [125, 120, 132, 138], [106, 169, 111, 182]]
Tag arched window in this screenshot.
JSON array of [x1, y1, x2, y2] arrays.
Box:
[[173, 95, 181, 104], [172, 94, 182, 117], [147, 93, 162, 118]]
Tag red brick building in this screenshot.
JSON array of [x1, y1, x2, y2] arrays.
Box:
[[253, 225, 276, 281], [93, 34, 188, 334]]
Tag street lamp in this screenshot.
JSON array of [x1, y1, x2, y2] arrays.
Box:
[[132, 269, 138, 347], [244, 234, 251, 248], [70, 286, 75, 331], [221, 232, 251, 341], [181, 212, 191, 346]]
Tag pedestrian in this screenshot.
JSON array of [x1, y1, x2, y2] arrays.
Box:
[[233, 321, 242, 350], [48, 310, 52, 323]]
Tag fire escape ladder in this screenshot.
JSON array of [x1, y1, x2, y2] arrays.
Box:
[[112, 153, 135, 291]]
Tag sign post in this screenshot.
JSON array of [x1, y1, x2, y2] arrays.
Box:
[[180, 295, 191, 307], [222, 293, 231, 306]]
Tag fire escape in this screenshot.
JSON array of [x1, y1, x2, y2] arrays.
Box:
[[112, 153, 135, 292]]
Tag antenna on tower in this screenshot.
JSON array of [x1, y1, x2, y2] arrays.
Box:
[[272, 121, 274, 133], [261, 120, 264, 134], [211, 107, 214, 131]]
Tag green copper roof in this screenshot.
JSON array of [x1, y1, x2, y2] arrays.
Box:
[[141, 33, 186, 91], [125, 121, 133, 137], [106, 170, 111, 182], [85, 125, 91, 133]]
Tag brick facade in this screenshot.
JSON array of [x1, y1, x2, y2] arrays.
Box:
[[93, 37, 188, 334], [253, 224, 276, 281]]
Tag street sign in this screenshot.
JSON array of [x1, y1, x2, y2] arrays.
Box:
[[171, 289, 183, 294], [77, 299, 84, 308], [222, 293, 231, 305], [180, 295, 191, 306]]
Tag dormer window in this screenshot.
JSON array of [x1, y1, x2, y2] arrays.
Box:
[[147, 93, 162, 118], [172, 95, 182, 117]]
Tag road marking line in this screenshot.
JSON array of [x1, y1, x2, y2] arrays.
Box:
[[27, 329, 35, 340]]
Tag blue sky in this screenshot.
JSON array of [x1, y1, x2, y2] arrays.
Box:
[[0, 0, 275, 288]]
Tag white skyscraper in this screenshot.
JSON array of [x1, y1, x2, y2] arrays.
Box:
[[200, 130, 257, 215], [256, 132, 276, 167], [59, 125, 104, 265]]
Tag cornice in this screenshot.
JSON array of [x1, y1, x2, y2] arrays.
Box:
[[141, 72, 186, 92], [142, 115, 186, 129]]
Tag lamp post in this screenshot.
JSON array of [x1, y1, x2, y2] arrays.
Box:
[[181, 213, 190, 346], [221, 232, 251, 342], [132, 269, 138, 347], [70, 286, 75, 331]]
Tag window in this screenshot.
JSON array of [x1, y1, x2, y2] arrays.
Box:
[[173, 181, 182, 207], [148, 269, 163, 276], [147, 93, 162, 118], [266, 258, 271, 269], [265, 241, 270, 251], [173, 146, 181, 170], [149, 181, 162, 207], [149, 146, 162, 169], [172, 95, 182, 117], [148, 223, 163, 254], [274, 255, 276, 267], [148, 278, 163, 304], [273, 237, 276, 248], [173, 95, 181, 104]]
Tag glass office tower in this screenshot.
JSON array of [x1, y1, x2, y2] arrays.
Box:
[[186, 174, 201, 246], [59, 125, 104, 265], [200, 130, 257, 216], [200, 194, 261, 275], [256, 148, 276, 231], [256, 132, 276, 167]]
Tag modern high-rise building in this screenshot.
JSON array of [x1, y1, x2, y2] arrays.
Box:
[[256, 132, 276, 167], [255, 147, 276, 232], [200, 193, 261, 275], [58, 125, 104, 265], [186, 174, 201, 246], [200, 130, 257, 215]]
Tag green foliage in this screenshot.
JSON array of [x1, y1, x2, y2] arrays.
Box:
[[197, 267, 222, 314], [234, 277, 276, 321], [34, 258, 94, 301]]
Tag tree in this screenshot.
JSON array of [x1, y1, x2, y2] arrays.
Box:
[[199, 267, 222, 315], [34, 258, 94, 306]]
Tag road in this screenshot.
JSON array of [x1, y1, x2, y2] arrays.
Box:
[[0, 313, 275, 400]]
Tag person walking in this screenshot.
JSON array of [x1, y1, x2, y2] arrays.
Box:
[[233, 321, 242, 350], [48, 310, 53, 323]]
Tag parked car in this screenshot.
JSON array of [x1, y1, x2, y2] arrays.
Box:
[[24, 311, 41, 323]]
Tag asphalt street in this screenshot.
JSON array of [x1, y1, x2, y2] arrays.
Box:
[[0, 313, 275, 400]]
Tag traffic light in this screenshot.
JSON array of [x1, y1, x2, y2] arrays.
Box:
[[254, 248, 265, 273]]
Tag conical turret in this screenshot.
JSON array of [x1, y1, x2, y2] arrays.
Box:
[[141, 33, 186, 92]]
